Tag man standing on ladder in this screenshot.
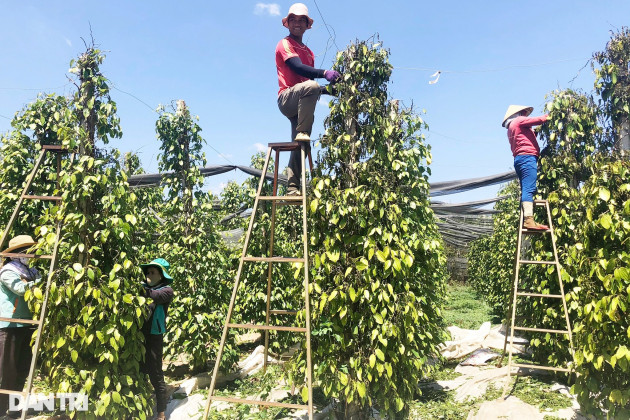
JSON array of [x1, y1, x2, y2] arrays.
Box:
[[503, 105, 549, 230], [275, 2, 341, 195]]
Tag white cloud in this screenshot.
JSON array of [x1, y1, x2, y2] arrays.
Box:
[[252, 142, 266, 152], [254, 3, 281, 16], [64, 37, 72, 47]]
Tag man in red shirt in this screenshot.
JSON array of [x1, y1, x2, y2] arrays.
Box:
[[502, 105, 549, 230], [276, 3, 340, 195]]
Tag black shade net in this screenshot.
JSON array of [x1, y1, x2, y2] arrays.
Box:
[[130, 165, 515, 250]]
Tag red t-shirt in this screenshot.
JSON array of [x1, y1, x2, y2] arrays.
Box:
[[507, 115, 548, 157], [275, 37, 315, 95]]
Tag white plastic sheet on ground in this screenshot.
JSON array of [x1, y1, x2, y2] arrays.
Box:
[[468, 396, 544, 420], [440, 322, 528, 360], [167, 345, 280, 419], [452, 366, 511, 402], [461, 348, 501, 366]]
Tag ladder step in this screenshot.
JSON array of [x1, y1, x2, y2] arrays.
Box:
[[209, 395, 308, 409], [41, 145, 68, 152], [533, 200, 548, 205], [276, 201, 303, 207], [521, 229, 551, 234], [0, 317, 40, 325], [0, 389, 28, 396], [519, 260, 557, 265], [269, 310, 298, 315], [513, 326, 570, 334], [258, 196, 304, 202], [512, 363, 571, 373], [0, 252, 52, 260], [268, 141, 303, 152], [227, 323, 306, 332], [243, 256, 305, 263], [22, 195, 62, 201], [516, 292, 563, 298]]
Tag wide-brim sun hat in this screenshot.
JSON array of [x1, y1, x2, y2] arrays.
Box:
[[2, 235, 37, 254], [502, 105, 533, 127], [282, 3, 313, 29], [140, 258, 173, 283]]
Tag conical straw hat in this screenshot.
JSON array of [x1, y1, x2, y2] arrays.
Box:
[[2, 235, 36, 254], [502, 105, 533, 127]]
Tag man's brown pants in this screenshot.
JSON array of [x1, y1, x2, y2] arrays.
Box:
[[277, 80, 320, 189]]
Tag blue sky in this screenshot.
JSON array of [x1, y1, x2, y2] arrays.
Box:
[[1, 1, 628, 204]]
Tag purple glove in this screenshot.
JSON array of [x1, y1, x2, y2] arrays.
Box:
[[324, 70, 341, 82]]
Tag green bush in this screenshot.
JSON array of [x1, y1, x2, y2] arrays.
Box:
[[1, 47, 155, 419], [467, 28, 630, 418], [295, 39, 449, 419], [561, 159, 630, 417], [151, 102, 236, 371]]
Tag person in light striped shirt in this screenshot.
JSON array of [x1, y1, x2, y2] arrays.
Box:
[[0, 235, 41, 418]]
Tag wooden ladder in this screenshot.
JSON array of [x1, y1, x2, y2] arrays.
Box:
[[0, 145, 70, 420], [502, 199, 575, 392], [202, 141, 314, 420]]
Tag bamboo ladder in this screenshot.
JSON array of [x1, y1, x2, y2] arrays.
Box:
[[500, 199, 575, 393], [202, 141, 315, 419], [0, 145, 70, 420]]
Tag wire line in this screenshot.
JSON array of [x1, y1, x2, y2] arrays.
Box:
[[111, 85, 157, 113], [313, 0, 340, 51], [312, 0, 340, 68], [395, 57, 587, 74]]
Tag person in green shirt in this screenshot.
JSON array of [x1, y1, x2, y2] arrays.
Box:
[[139, 258, 174, 420]]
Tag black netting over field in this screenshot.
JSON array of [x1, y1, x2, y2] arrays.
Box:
[[429, 171, 516, 196], [129, 166, 515, 195], [130, 165, 513, 256], [128, 165, 288, 188]]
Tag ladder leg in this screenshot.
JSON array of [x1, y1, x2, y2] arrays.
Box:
[[301, 145, 313, 420], [56, 153, 61, 190], [498, 206, 522, 368], [503, 206, 525, 397], [307, 148, 314, 174], [498, 264, 516, 368], [264, 150, 281, 371], [203, 147, 274, 419], [544, 202, 575, 359], [19, 220, 62, 420]]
